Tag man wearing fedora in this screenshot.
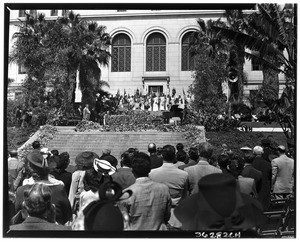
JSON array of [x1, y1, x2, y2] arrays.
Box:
[[174, 173, 266, 233], [15, 152, 72, 225], [184, 142, 222, 195], [271, 145, 294, 199], [120, 152, 172, 230]]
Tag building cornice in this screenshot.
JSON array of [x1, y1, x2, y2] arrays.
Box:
[[10, 10, 257, 24]]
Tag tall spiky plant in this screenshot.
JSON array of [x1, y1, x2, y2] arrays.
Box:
[[10, 10, 111, 114], [211, 4, 296, 147]]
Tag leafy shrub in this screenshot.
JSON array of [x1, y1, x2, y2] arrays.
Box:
[[6, 98, 26, 127], [17, 125, 58, 163], [7, 126, 38, 152], [231, 102, 251, 116], [206, 130, 288, 156]]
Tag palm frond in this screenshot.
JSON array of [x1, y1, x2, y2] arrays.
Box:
[[211, 26, 285, 58], [243, 52, 282, 73], [197, 19, 206, 32]]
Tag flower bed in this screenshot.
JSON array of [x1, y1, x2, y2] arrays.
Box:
[[17, 125, 58, 163], [74, 111, 206, 150]]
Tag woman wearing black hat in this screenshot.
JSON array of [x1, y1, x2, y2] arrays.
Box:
[[50, 152, 72, 195], [14, 152, 72, 225], [68, 151, 99, 217]]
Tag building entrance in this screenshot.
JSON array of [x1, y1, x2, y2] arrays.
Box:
[[148, 85, 163, 95]]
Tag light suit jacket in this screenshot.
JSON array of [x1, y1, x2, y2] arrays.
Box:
[[184, 160, 222, 195], [272, 154, 294, 194], [120, 177, 172, 230], [149, 163, 188, 206]]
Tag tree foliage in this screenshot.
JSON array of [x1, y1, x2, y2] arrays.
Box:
[[211, 4, 296, 147], [10, 11, 111, 116]]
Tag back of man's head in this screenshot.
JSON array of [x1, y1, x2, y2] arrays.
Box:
[[162, 145, 176, 163], [32, 141, 41, 150], [217, 154, 230, 169], [148, 143, 156, 153], [176, 150, 188, 164], [121, 148, 137, 168], [188, 147, 199, 161], [198, 142, 214, 159], [253, 146, 264, 155], [228, 156, 244, 179], [243, 154, 255, 164], [51, 149, 59, 156], [131, 152, 151, 177], [176, 143, 184, 151], [277, 145, 286, 154]]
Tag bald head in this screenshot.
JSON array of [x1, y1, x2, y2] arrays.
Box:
[[253, 146, 264, 155], [277, 145, 286, 154], [148, 143, 157, 153]]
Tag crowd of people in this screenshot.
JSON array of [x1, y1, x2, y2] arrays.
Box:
[[7, 138, 294, 235], [78, 89, 191, 124]]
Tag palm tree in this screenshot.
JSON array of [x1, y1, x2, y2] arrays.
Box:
[[211, 4, 296, 147], [10, 11, 111, 114], [55, 11, 111, 109]]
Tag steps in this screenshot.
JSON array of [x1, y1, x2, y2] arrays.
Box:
[[46, 126, 205, 170]]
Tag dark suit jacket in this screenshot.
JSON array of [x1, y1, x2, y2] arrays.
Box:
[[150, 153, 163, 169], [50, 170, 72, 195], [9, 216, 71, 230], [178, 159, 197, 170], [112, 167, 136, 190], [15, 183, 72, 225], [241, 164, 263, 194], [253, 156, 272, 210]]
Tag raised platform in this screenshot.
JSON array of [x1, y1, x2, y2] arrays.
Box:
[[45, 126, 205, 170]]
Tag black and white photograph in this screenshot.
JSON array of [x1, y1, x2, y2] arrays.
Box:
[[2, 1, 296, 238]]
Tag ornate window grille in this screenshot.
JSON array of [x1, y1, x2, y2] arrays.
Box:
[[29, 10, 37, 17], [111, 34, 131, 72], [181, 32, 195, 71], [51, 10, 58, 16], [18, 64, 27, 74], [251, 58, 262, 71], [146, 33, 166, 72], [18, 10, 26, 17]]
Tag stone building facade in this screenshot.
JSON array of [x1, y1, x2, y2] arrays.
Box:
[[7, 9, 286, 103]]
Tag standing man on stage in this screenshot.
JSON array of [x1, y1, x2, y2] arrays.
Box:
[[82, 104, 91, 121]]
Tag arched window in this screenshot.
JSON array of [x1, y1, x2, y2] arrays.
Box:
[[19, 10, 26, 17], [146, 33, 166, 72], [111, 34, 131, 72], [51, 10, 58, 16], [182, 32, 195, 71], [251, 59, 262, 71], [29, 10, 37, 17]]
